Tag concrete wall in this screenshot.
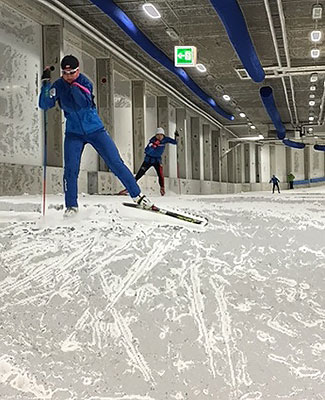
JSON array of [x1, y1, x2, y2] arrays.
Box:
[[1, 1, 324, 198], [113, 70, 133, 172], [0, 1, 43, 166]]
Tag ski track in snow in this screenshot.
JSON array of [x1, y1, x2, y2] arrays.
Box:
[[0, 190, 324, 399]]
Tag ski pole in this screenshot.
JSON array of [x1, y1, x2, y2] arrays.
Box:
[[42, 105, 48, 216], [175, 129, 181, 195], [41, 65, 54, 216]]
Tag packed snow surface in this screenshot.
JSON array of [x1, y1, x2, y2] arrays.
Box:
[[0, 187, 324, 399]]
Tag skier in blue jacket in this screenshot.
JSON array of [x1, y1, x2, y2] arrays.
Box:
[[39, 55, 152, 216], [134, 127, 178, 196], [269, 175, 280, 193]]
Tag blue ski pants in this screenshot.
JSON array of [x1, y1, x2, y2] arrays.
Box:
[[63, 128, 141, 207]]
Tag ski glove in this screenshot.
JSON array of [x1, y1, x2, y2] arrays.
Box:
[[41, 68, 51, 81], [151, 139, 161, 149]]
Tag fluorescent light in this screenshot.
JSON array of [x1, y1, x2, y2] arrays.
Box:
[[310, 93, 316, 99], [312, 5, 323, 20], [311, 30, 322, 42], [310, 73, 318, 82], [222, 94, 231, 101], [309, 100, 316, 106], [310, 85, 317, 91], [309, 116, 315, 121], [143, 3, 161, 19], [165, 27, 179, 40], [196, 63, 207, 73], [311, 48, 320, 58], [239, 112, 246, 118], [236, 136, 263, 141]]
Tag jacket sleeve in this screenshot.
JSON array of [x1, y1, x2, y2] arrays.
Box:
[[164, 137, 177, 145], [70, 77, 93, 109], [39, 81, 57, 110]]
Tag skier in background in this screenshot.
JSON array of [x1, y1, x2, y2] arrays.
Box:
[[269, 175, 281, 193], [39, 55, 152, 217], [135, 127, 178, 196], [287, 172, 295, 189]]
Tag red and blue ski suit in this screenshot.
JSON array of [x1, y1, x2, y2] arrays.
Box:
[[39, 73, 141, 207], [135, 135, 177, 189]]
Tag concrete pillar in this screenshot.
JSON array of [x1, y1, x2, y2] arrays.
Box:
[[113, 70, 133, 170], [132, 80, 145, 173], [211, 129, 220, 181], [260, 144, 271, 183], [250, 144, 257, 183], [203, 124, 212, 181], [255, 145, 261, 183], [42, 25, 63, 167], [157, 96, 169, 176], [310, 147, 324, 178], [220, 130, 228, 182], [145, 93, 157, 142], [270, 145, 276, 178], [285, 147, 292, 177], [244, 144, 250, 183], [227, 142, 236, 183], [190, 117, 200, 180], [97, 58, 113, 172], [292, 148, 305, 180], [176, 108, 186, 179], [235, 144, 244, 183], [168, 104, 177, 178]]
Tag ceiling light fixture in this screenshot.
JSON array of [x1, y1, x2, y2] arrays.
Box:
[[311, 30, 322, 42], [239, 112, 246, 118], [165, 27, 179, 41], [251, 125, 256, 129], [258, 134, 264, 139], [310, 73, 318, 82], [311, 48, 320, 58], [309, 100, 316, 106], [222, 94, 231, 101], [143, 3, 161, 19], [308, 127, 314, 133], [312, 4, 323, 20], [309, 116, 315, 121], [310, 93, 316, 99], [196, 64, 207, 73], [310, 85, 317, 91]]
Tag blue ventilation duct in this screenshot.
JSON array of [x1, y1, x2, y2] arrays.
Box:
[[88, 0, 234, 121], [282, 139, 305, 149], [314, 144, 325, 151], [209, 0, 265, 83], [260, 86, 286, 140]]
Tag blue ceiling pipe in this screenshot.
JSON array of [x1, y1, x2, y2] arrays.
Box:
[[260, 86, 286, 140], [209, 0, 265, 83], [282, 139, 305, 149], [314, 144, 325, 151], [88, 0, 234, 121]]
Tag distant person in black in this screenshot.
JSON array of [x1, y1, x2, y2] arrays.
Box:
[[269, 175, 280, 193]]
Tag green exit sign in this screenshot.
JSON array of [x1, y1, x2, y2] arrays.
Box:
[[174, 46, 197, 67]]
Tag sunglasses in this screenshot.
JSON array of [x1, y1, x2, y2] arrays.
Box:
[[62, 67, 79, 75]]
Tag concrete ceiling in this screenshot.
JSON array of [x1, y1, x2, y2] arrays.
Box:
[[58, 0, 325, 139]]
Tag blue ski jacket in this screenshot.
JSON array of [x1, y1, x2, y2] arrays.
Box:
[[39, 73, 104, 135], [269, 176, 280, 184], [144, 135, 177, 163]]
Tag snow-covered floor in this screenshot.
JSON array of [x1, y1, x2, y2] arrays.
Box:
[[0, 187, 324, 400]]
